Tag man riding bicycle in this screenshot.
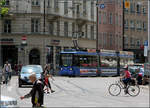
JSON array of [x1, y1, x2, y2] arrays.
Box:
[[120, 65, 131, 94]]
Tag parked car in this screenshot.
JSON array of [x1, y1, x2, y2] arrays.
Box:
[[128, 64, 143, 77], [0, 95, 18, 108], [18, 65, 43, 87]]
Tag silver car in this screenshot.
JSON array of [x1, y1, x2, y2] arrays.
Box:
[[18, 65, 43, 87], [0, 95, 18, 108]]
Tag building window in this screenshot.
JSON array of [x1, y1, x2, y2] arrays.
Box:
[[72, 0, 75, 15], [64, 22, 68, 37], [32, 0, 39, 6], [124, 37, 128, 47], [57, 21, 60, 36], [136, 4, 141, 13], [109, 13, 113, 24], [103, 33, 107, 46], [110, 34, 113, 46], [130, 2, 135, 13], [103, 12, 107, 24], [83, 0, 87, 15], [72, 23, 75, 37], [64, 0, 68, 14], [91, 1, 94, 19], [136, 21, 142, 30], [91, 25, 94, 40], [136, 40, 140, 46], [99, 12, 101, 24], [115, 14, 118, 25], [119, 15, 122, 27], [143, 21, 147, 31], [85, 24, 88, 38], [31, 19, 40, 33], [143, 6, 146, 14], [4, 19, 11, 33], [54, 0, 59, 12], [130, 20, 135, 29], [124, 19, 128, 29], [49, 22, 53, 35]]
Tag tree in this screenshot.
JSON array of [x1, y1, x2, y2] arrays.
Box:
[[0, 0, 9, 17]]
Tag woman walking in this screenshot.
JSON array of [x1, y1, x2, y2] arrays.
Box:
[[43, 64, 55, 93]]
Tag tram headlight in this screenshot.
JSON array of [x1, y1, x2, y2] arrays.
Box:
[[70, 68, 72, 71]]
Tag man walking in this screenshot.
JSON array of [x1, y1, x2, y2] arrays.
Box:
[[20, 73, 44, 107], [3, 61, 12, 85]]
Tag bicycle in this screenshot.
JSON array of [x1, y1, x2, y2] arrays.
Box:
[[108, 78, 140, 97]]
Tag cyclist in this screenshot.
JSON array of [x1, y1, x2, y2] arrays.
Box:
[[120, 65, 131, 94]]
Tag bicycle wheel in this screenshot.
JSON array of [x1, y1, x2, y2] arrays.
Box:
[[127, 85, 140, 97], [108, 84, 121, 96]]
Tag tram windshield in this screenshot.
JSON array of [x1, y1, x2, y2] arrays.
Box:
[[61, 54, 73, 66]]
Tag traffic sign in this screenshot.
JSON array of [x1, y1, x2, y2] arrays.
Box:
[[125, 1, 130, 8], [22, 35, 27, 40], [144, 40, 148, 46], [99, 4, 105, 9], [96, 4, 105, 9]]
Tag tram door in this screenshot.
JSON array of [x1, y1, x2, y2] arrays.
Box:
[[1, 45, 18, 69]]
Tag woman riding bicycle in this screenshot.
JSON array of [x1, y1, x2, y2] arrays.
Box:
[[120, 65, 131, 94]]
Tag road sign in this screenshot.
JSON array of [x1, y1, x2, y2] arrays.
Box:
[[22, 35, 27, 40], [96, 4, 105, 9], [125, 1, 130, 8], [144, 40, 148, 46]]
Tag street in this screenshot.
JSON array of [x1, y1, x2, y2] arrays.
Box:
[[1, 76, 149, 107]]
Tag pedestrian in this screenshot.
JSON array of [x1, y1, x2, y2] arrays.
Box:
[[14, 63, 18, 75], [3, 61, 12, 85], [20, 73, 44, 107], [43, 64, 55, 93], [18, 61, 23, 72]]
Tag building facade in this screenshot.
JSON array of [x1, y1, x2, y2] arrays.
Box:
[[0, 0, 97, 73], [123, 0, 148, 63], [97, 0, 123, 51]]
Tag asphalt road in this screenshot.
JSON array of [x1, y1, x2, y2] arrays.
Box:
[[1, 76, 149, 107]]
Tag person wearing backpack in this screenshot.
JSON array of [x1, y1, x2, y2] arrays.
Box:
[[3, 61, 12, 85]]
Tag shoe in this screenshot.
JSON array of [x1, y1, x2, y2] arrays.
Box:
[[47, 92, 50, 94], [51, 90, 55, 93]]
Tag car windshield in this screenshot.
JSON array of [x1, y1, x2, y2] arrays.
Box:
[[21, 66, 43, 74]]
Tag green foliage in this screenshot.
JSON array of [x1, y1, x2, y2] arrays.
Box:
[[1, 7, 9, 15], [0, 0, 9, 17], [0, 0, 6, 6]]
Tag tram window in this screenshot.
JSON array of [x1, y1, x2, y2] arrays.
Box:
[[73, 55, 97, 67]]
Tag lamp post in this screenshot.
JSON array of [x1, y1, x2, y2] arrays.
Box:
[[43, 0, 46, 33], [96, 0, 101, 76]]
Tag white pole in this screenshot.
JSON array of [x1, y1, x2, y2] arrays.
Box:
[[148, 0, 150, 50]]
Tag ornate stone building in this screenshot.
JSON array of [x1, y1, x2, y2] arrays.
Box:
[[0, 0, 97, 73]]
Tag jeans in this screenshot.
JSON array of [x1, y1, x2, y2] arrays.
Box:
[[5, 73, 9, 84]]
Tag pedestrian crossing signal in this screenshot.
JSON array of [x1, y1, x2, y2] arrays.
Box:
[[125, 1, 130, 8]]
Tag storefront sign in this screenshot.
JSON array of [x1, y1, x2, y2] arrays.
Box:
[[51, 40, 60, 45], [0, 38, 14, 44]]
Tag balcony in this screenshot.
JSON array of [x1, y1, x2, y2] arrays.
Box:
[[75, 13, 89, 26]]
